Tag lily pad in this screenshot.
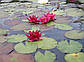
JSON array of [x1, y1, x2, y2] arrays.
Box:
[[0, 36, 7, 43], [0, 29, 10, 35], [7, 34, 27, 43], [0, 43, 14, 54], [4, 19, 21, 26], [52, 10, 65, 15], [0, 11, 9, 18], [78, 0, 84, 3], [64, 30, 84, 39], [15, 42, 37, 54], [65, 52, 84, 62], [11, 23, 30, 31], [35, 51, 56, 62], [54, 23, 73, 30], [57, 40, 82, 53], [0, 52, 34, 62], [37, 37, 57, 49], [65, 8, 84, 17]]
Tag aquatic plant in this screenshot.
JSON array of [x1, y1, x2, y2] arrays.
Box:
[[25, 30, 42, 42]]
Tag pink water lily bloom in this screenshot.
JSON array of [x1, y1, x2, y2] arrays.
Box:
[[44, 12, 55, 20], [39, 16, 50, 24], [27, 15, 39, 23], [25, 30, 42, 42]]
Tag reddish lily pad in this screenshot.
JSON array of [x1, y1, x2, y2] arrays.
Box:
[[0, 29, 10, 35], [65, 30, 84, 39], [4, 19, 21, 26], [0, 52, 34, 62], [57, 40, 82, 53], [11, 23, 30, 31], [0, 43, 14, 54], [35, 51, 56, 62], [0, 36, 8, 43], [7, 34, 27, 43], [65, 52, 84, 62]]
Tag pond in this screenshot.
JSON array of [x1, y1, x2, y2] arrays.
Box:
[[0, 0, 84, 62]]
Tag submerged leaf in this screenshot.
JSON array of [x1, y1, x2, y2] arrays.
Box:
[[57, 40, 82, 53], [35, 51, 56, 62]]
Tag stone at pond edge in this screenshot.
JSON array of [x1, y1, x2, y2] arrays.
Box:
[[35, 51, 56, 62], [7, 34, 27, 43], [0, 43, 14, 54], [0, 52, 34, 62], [65, 52, 84, 62], [57, 40, 82, 53], [14, 37, 57, 54], [64, 30, 84, 39]]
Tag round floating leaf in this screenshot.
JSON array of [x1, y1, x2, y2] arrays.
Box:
[[65, 8, 84, 17], [23, 11, 33, 14], [46, 21, 55, 26], [0, 29, 10, 35], [15, 42, 37, 54], [65, 52, 84, 62], [78, 0, 84, 3], [54, 23, 73, 30], [37, 37, 57, 49], [0, 36, 7, 43], [35, 51, 56, 62], [7, 34, 27, 43], [0, 11, 9, 18], [11, 23, 30, 31], [4, 19, 21, 26], [52, 10, 65, 15], [0, 52, 34, 62], [0, 43, 14, 54], [57, 40, 82, 53], [65, 30, 84, 39]]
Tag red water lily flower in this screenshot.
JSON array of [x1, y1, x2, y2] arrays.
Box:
[[27, 15, 39, 23], [39, 16, 50, 24], [70, 0, 75, 2], [25, 30, 42, 42], [44, 12, 55, 20]]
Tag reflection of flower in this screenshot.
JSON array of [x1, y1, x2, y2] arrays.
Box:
[[44, 13, 55, 20], [70, 0, 75, 2], [39, 16, 50, 24], [27, 15, 39, 23], [25, 30, 42, 42]]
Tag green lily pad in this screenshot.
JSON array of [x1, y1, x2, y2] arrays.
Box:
[[65, 52, 84, 62], [78, 0, 84, 3], [52, 10, 65, 15], [7, 34, 27, 43], [65, 8, 84, 17], [23, 11, 33, 14], [35, 51, 56, 62], [0, 29, 10, 35], [0, 11, 9, 18], [37, 37, 57, 49], [22, 19, 29, 22], [54, 23, 73, 30], [46, 21, 55, 26], [15, 42, 37, 54], [64, 30, 84, 39], [0, 52, 34, 62], [11, 23, 30, 31], [57, 40, 82, 53], [0, 36, 7, 43]]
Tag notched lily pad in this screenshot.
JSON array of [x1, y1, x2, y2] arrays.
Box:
[[52, 10, 65, 15], [64, 30, 84, 39], [57, 40, 82, 53], [0, 52, 34, 62], [54, 23, 73, 30], [0, 36, 7, 43], [35, 51, 56, 62], [65, 8, 84, 17], [7, 34, 27, 43], [65, 52, 84, 62]]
